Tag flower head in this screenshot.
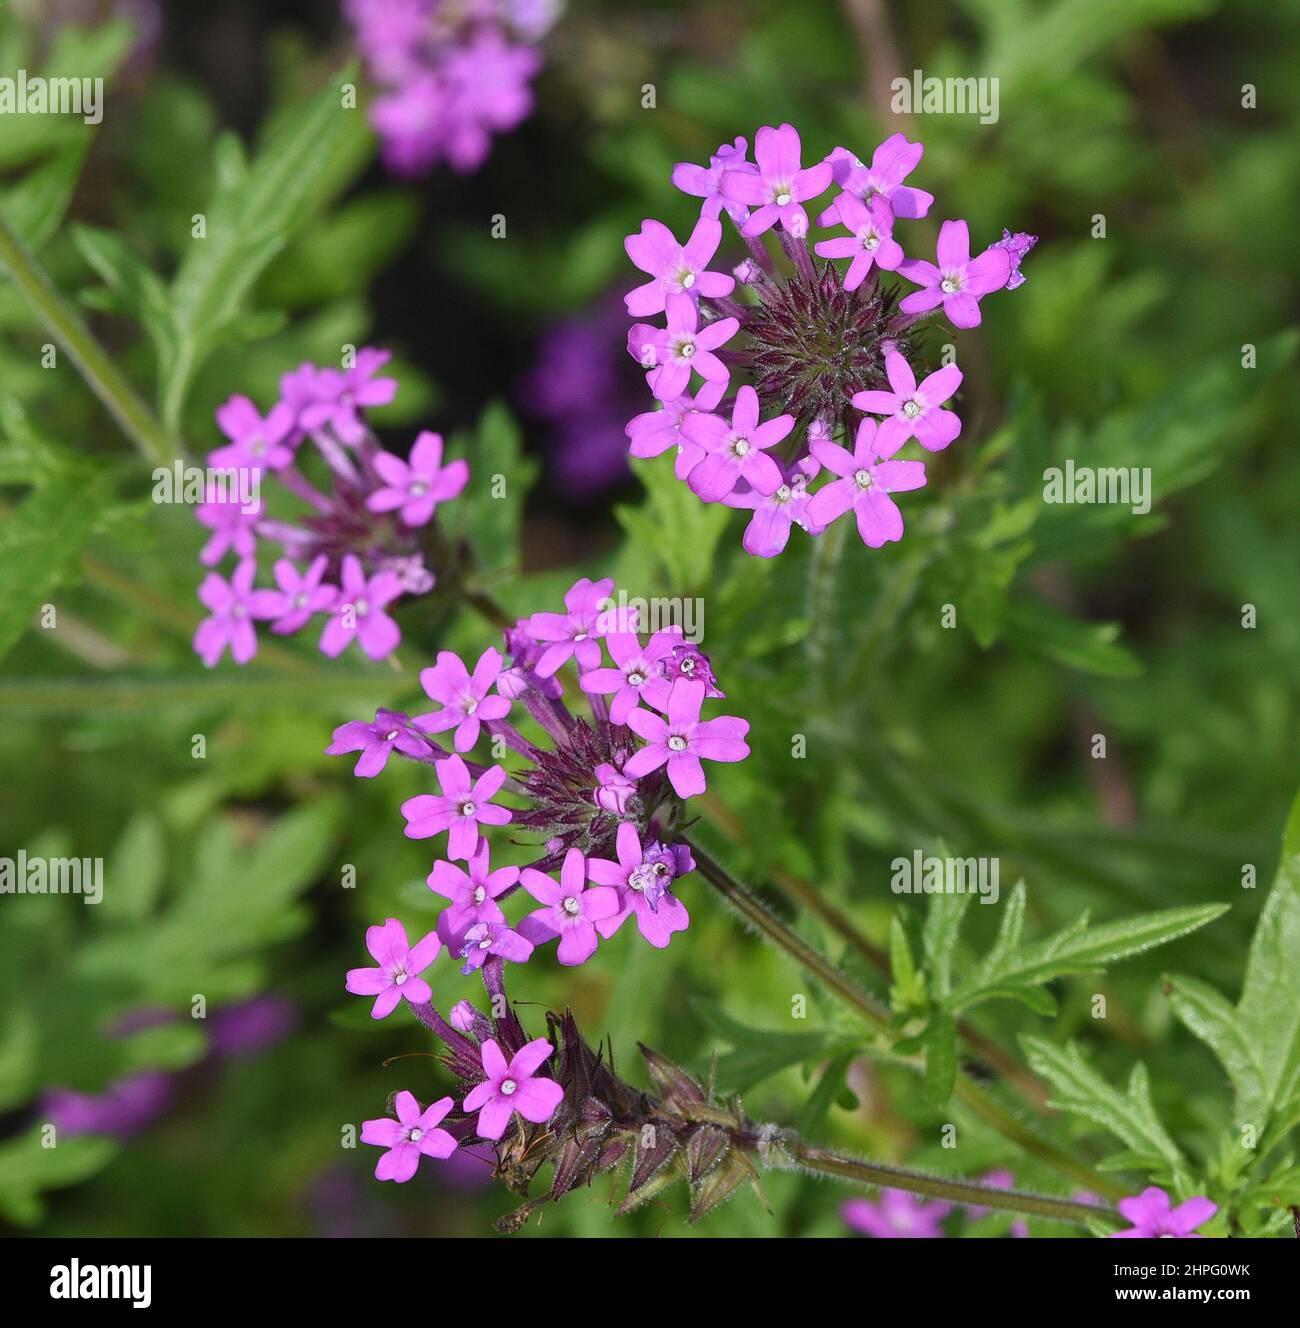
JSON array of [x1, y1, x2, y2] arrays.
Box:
[[589, 823, 691, 949], [415, 647, 512, 752], [671, 136, 755, 225], [523, 576, 623, 676], [679, 385, 793, 502], [1112, 1187, 1218, 1239], [400, 754, 512, 859], [193, 560, 279, 667], [821, 134, 933, 222], [624, 216, 735, 317], [805, 419, 927, 549], [268, 555, 337, 635], [457, 920, 534, 975], [209, 395, 297, 471], [843, 1190, 950, 1239], [326, 708, 431, 777], [463, 1038, 564, 1141], [722, 122, 833, 238], [361, 1091, 457, 1181], [853, 348, 963, 453], [623, 677, 750, 799], [517, 848, 620, 965], [319, 555, 404, 660], [367, 431, 469, 526], [428, 840, 520, 948], [345, 918, 442, 1019], [898, 219, 1011, 329]]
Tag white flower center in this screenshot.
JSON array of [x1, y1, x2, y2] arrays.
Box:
[[775, 188, 792, 206], [627, 670, 645, 686], [409, 481, 427, 497], [562, 896, 581, 916], [940, 276, 959, 294], [500, 1078, 517, 1096], [732, 436, 750, 457], [231, 603, 247, 619], [408, 1127, 423, 1142], [680, 657, 695, 673], [679, 341, 696, 359], [478, 935, 492, 950], [353, 597, 370, 616], [855, 469, 873, 490], [472, 886, 486, 905], [393, 969, 407, 986], [667, 735, 688, 752], [628, 866, 654, 893], [680, 270, 695, 289], [294, 592, 309, 609], [460, 801, 476, 817], [384, 730, 398, 742], [902, 399, 922, 419], [861, 231, 879, 250], [464, 698, 478, 714]]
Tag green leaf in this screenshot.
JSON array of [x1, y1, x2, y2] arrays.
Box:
[[72, 224, 176, 365], [1020, 1037, 1193, 1191], [158, 66, 357, 432], [615, 454, 731, 594], [0, 465, 120, 662], [0, 1125, 116, 1226], [0, 140, 90, 254], [888, 913, 927, 1011], [1002, 597, 1143, 677], [948, 902, 1228, 1014], [690, 999, 828, 1095], [1168, 789, 1300, 1135], [457, 401, 538, 583], [921, 889, 972, 1000], [101, 813, 167, 925], [923, 1012, 958, 1105]]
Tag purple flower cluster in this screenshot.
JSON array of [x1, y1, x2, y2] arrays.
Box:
[[346, 0, 556, 177], [193, 348, 469, 668], [335, 577, 751, 1182], [624, 124, 1035, 557]]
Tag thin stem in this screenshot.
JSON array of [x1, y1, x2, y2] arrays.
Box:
[[782, 1142, 1116, 1228], [687, 840, 1124, 1200], [0, 212, 179, 468]]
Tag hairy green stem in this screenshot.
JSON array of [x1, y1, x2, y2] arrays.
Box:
[[779, 1140, 1116, 1227], [687, 840, 1124, 1200], [0, 212, 180, 467]]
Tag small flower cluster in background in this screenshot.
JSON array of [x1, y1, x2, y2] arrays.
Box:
[[345, 0, 560, 176], [624, 123, 1036, 557], [329, 575, 750, 1180], [193, 347, 469, 668]]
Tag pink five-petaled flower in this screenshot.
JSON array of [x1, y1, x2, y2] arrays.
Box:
[[193, 559, 279, 667], [589, 823, 690, 949], [623, 677, 749, 799], [671, 136, 756, 225], [853, 348, 963, 453], [806, 419, 927, 549], [299, 347, 398, 444], [366, 430, 469, 526], [722, 122, 833, 238], [414, 647, 511, 752], [319, 554, 403, 660], [843, 1191, 950, 1239], [401, 755, 511, 858], [361, 1091, 457, 1182], [1111, 1187, 1218, 1239], [209, 394, 297, 472], [427, 840, 519, 949], [814, 193, 905, 290], [624, 216, 736, 317], [625, 380, 725, 471], [821, 134, 934, 223], [195, 480, 262, 566], [725, 462, 816, 558], [517, 847, 620, 966], [464, 1039, 563, 1141], [525, 575, 622, 677], [898, 220, 1011, 329], [268, 555, 337, 635], [345, 917, 441, 1019], [580, 626, 682, 724], [326, 708, 429, 777], [680, 384, 793, 502], [632, 292, 738, 404]]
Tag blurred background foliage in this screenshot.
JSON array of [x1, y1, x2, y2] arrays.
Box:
[[0, 0, 1297, 1237]]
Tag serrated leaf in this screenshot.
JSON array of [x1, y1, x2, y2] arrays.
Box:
[[0, 140, 90, 255], [1021, 1036, 1192, 1191], [689, 999, 827, 1095], [1168, 789, 1300, 1136], [948, 902, 1228, 1014], [921, 889, 972, 999]]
